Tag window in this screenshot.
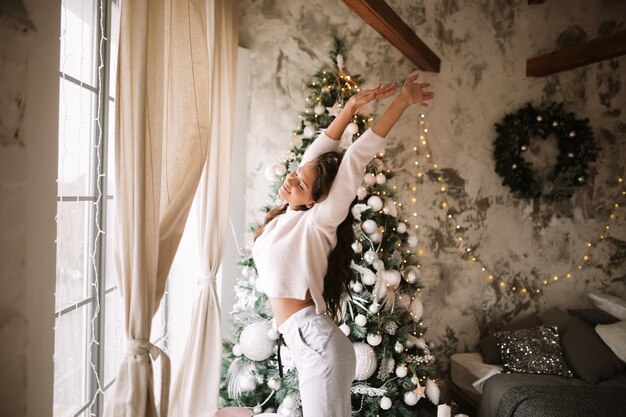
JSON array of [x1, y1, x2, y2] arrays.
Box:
[[54, 1, 168, 416]]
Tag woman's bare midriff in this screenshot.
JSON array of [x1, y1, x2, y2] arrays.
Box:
[[269, 291, 314, 327]]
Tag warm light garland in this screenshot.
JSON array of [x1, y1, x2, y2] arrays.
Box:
[[412, 113, 624, 297]]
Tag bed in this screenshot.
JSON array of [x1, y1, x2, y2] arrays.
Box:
[[449, 300, 626, 417]]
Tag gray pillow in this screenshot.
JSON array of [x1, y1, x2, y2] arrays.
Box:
[[567, 308, 619, 326], [495, 325, 573, 378], [479, 314, 541, 364]]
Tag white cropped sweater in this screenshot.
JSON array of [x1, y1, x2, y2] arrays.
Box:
[[252, 128, 386, 314]]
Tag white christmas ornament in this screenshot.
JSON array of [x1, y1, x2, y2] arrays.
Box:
[[353, 342, 378, 380], [357, 186, 368, 200], [395, 364, 408, 378], [327, 102, 343, 117], [407, 233, 418, 248], [361, 219, 378, 235], [232, 344, 243, 356], [370, 230, 382, 243], [383, 200, 398, 217], [363, 250, 378, 264], [273, 163, 287, 176], [264, 165, 277, 181], [394, 342, 404, 353], [314, 103, 325, 115], [352, 282, 364, 293], [303, 124, 316, 138], [238, 374, 257, 392], [267, 327, 280, 341], [403, 390, 420, 406], [239, 322, 275, 361], [376, 173, 387, 185], [367, 196, 383, 211], [277, 396, 297, 417], [367, 332, 382, 346], [396, 222, 407, 234], [363, 173, 377, 187], [346, 122, 359, 136], [383, 270, 401, 288], [253, 406, 263, 415], [410, 297, 424, 322], [241, 266, 256, 279], [355, 314, 367, 327], [340, 323, 351, 336], [267, 377, 282, 391], [411, 376, 420, 385], [351, 241, 363, 254], [404, 266, 420, 284], [426, 378, 440, 404], [360, 268, 377, 286], [380, 397, 392, 410], [369, 302, 381, 314]]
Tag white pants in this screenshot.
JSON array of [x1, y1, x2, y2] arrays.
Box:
[[278, 305, 356, 417]]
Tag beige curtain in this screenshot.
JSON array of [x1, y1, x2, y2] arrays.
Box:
[[105, 0, 234, 416], [169, 1, 238, 416]]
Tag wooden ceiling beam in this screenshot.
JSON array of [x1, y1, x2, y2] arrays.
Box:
[[341, 0, 440, 72], [527, 29, 626, 77]]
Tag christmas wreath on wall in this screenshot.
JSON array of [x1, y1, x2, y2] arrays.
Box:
[[493, 102, 600, 201]]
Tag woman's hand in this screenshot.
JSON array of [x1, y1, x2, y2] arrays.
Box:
[[397, 73, 433, 107], [346, 83, 396, 112]]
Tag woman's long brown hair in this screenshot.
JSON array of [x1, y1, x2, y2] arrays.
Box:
[[253, 151, 355, 321]]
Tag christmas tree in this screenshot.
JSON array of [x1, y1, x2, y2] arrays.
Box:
[[220, 37, 439, 417]]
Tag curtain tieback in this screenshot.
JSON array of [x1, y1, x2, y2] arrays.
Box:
[[197, 274, 217, 286], [126, 338, 171, 417]]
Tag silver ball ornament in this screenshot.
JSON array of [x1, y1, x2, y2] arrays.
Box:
[[351, 241, 363, 253], [363, 173, 377, 187], [407, 234, 418, 248], [239, 322, 275, 361], [352, 282, 364, 293], [394, 341, 404, 353], [232, 344, 243, 356], [253, 406, 263, 415], [267, 377, 282, 391], [360, 268, 377, 285], [395, 364, 408, 378], [370, 230, 383, 243], [303, 124, 316, 138], [355, 314, 367, 327], [396, 222, 407, 234], [380, 396, 392, 410], [367, 196, 383, 211], [403, 390, 419, 406], [383, 270, 401, 288], [362, 219, 378, 235], [369, 302, 381, 314], [314, 103, 325, 115], [411, 375, 420, 385], [346, 122, 359, 136], [367, 332, 382, 346], [238, 374, 256, 392], [363, 250, 378, 264], [273, 163, 287, 176], [376, 173, 387, 185]]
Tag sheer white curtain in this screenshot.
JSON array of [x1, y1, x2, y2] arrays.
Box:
[[105, 0, 236, 416], [169, 1, 238, 416]]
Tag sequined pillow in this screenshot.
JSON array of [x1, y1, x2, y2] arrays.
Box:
[[495, 325, 573, 378]]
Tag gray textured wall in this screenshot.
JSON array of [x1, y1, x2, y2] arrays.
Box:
[[238, 0, 626, 371]]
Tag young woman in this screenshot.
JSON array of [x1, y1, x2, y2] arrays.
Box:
[[251, 73, 433, 417]]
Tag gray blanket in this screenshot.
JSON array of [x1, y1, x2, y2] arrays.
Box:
[[478, 372, 626, 417], [496, 385, 625, 417]]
